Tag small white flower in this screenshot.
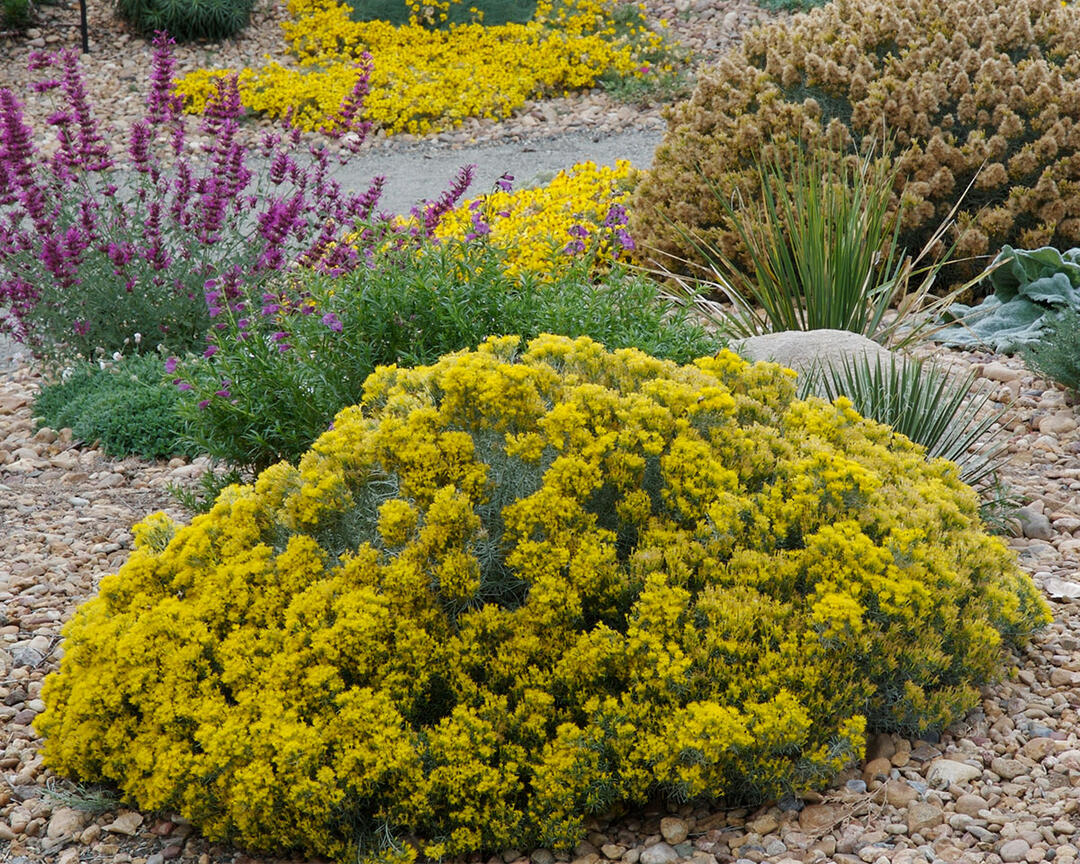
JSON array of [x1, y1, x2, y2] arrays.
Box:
[[112, 351, 123, 362], [134, 332, 142, 344]]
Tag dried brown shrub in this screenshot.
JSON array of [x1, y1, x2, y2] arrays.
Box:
[[631, 0, 1080, 289]]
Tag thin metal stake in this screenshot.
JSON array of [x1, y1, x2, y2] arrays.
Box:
[[78, 0, 89, 52]]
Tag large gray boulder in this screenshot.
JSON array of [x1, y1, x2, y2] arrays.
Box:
[[730, 329, 899, 396]]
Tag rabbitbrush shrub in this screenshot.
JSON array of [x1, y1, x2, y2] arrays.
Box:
[[631, 0, 1080, 286], [38, 335, 1049, 862]]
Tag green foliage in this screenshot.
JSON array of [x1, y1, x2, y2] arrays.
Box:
[[38, 335, 1050, 864], [1023, 307, 1080, 395], [801, 352, 1011, 491], [658, 145, 967, 348], [754, 0, 825, 11], [344, 0, 537, 27], [168, 463, 247, 514], [599, 66, 694, 108], [115, 0, 255, 41], [1, 0, 33, 30], [33, 355, 196, 460], [173, 237, 719, 471], [938, 246, 1080, 354]]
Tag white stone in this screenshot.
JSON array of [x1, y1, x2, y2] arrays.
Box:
[[926, 758, 982, 786], [731, 330, 897, 396]]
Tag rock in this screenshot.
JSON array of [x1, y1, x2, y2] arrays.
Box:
[[990, 757, 1028, 780], [1022, 737, 1059, 760], [639, 843, 679, 864], [884, 780, 920, 808], [954, 793, 989, 818], [1043, 576, 1080, 600], [1039, 412, 1077, 436], [57, 849, 79, 864], [798, 804, 841, 834], [659, 817, 689, 845], [982, 362, 1021, 382], [600, 845, 625, 859], [926, 758, 982, 786], [1051, 668, 1078, 686], [998, 838, 1031, 863], [1017, 506, 1054, 540], [104, 811, 144, 835], [47, 807, 89, 839], [906, 802, 943, 835], [885, 777, 920, 807], [1056, 749, 1080, 772], [866, 733, 896, 762], [531, 849, 556, 864], [863, 757, 892, 780], [730, 329, 897, 396], [746, 813, 779, 836]]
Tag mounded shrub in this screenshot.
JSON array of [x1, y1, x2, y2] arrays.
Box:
[[631, 0, 1080, 286], [116, 0, 255, 41], [33, 355, 197, 460], [38, 335, 1049, 862]]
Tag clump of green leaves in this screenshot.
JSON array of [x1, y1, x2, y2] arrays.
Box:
[[33, 354, 196, 460], [115, 0, 255, 45], [1, 0, 33, 30], [1022, 308, 1080, 395], [802, 352, 1011, 492]]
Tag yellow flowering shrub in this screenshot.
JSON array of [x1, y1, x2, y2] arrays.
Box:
[[38, 335, 1049, 862], [174, 0, 669, 134]]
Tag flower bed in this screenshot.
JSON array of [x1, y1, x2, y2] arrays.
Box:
[[174, 0, 670, 134]]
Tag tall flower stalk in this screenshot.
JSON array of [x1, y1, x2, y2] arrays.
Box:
[[0, 34, 396, 369]]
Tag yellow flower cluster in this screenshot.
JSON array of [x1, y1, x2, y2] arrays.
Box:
[[174, 0, 668, 134], [37, 335, 1049, 862], [426, 160, 637, 277]]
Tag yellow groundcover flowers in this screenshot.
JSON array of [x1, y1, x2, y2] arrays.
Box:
[[38, 335, 1048, 863], [175, 0, 669, 133], [430, 160, 637, 276]]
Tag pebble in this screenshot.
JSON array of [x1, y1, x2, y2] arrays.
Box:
[[659, 818, 689, 844], [926, 758, 982, 786], [1000, 838, 1033, 862], [639, 843, 679, 864]]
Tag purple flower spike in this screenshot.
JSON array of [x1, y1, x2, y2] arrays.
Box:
[[321, 312, 343, 332], [164, 356, 178, 373], [203, 344, 218, 357], [496, 173, 514, 193]]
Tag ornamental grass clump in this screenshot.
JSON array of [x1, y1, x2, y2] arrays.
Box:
[[0, 37, 386, 370], [632, 0, 1080, 287], [39, 335, 1049, 863]]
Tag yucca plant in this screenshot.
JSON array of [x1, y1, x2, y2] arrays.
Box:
[[800, 352, 1011, 491], [654, 143, 986, 349]]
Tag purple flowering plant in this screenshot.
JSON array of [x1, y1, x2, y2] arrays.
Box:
[[0, 34, 388, 369]]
